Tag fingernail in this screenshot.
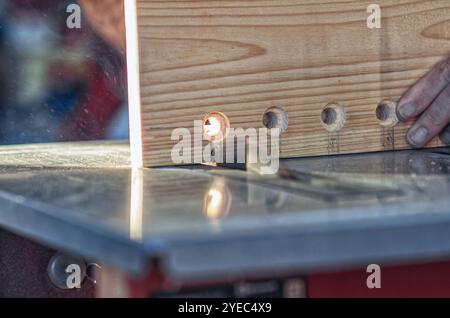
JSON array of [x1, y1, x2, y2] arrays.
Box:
[[398, 103, 416, 119], [408, 127, 428, 147]]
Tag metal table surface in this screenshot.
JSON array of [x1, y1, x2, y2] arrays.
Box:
[[0, 142, 449, 280]]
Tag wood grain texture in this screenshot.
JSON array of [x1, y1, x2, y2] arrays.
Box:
[[127, 0, 450, 167]]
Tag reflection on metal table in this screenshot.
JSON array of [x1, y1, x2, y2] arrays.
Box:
[[0, 142, 450, 297]]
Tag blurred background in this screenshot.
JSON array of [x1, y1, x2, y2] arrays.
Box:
[[0, 0, 128, 144]]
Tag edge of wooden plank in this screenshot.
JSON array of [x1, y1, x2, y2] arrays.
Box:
[[125, 0, 144, 168]]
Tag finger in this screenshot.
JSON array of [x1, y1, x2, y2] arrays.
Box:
[[397, 56, 450, 121], [406, 83, 450, 148], [439, 124, 450, 145]]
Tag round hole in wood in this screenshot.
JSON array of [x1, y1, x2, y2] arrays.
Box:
[[202, 112, 230, 142], [376, 100, 399, 128], [262, 106, 289, 133], [321, 103, 346, 132]]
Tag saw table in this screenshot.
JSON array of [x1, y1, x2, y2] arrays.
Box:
[[0, 142, 450, 297]]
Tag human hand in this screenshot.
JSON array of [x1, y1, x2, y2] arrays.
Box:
[[397, 56, 450, 147]]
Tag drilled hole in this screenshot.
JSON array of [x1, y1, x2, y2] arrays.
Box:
[[376, 104, 390, 121], [376, 100, 398, 127], [321, 103, 346, 132], [321, 108, 337, 126], [262, 107, 289, 133], [202, 112, 230, 142]]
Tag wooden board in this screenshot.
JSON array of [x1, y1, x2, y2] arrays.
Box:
[[125, 0, 450, 167]]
